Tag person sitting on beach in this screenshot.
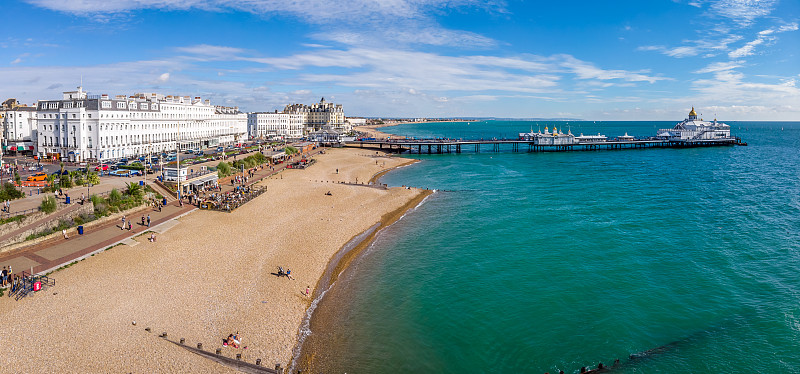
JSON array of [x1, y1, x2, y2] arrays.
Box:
[[149, 232, 156, 242], [62, 229, 69, 239], [286, 269, 294, 280], [224, 334, 240, 348]]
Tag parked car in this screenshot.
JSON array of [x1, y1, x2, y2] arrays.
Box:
[[109, 164, 118, 170], [196, 151, 204, 156], [216, 147, 224, 152], [95, 164, 109, 171], [120, 158, 129, 164], [26, 172, 48, 181], [76, 167, 88, 173], [50, 170, 70, 178]]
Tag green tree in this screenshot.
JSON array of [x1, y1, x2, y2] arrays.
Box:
[[88, 172, 100, 185], [14, 172, 21, 185], [108, 188, 122, 206], [125, 182, 143, 199], [73, 171, 85, 186], [217, 162, 231, 178], [284, 145, 298, 155], [39, 196, 57, 214], [0, 182, 24, 201]]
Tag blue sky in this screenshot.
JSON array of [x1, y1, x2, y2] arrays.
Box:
[[1, 0, 798, 120]]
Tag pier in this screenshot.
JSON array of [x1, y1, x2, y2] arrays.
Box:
[[345, 137, 746, 154]]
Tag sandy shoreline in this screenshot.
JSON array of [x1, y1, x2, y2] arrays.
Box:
[[0, 148, 424, 373]]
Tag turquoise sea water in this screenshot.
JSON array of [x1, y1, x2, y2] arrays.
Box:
[[299, 121, 800, 373]]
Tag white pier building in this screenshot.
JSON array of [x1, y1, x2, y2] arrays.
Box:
[[657, 107, 731, 141]]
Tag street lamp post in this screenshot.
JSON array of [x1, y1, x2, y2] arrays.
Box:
[[176, 123, 181, 204]]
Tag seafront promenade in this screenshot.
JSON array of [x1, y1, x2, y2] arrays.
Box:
[[0, 148, 318, 283]]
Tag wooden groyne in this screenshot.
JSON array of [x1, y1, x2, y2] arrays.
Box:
[[345, 138, 746, 154]]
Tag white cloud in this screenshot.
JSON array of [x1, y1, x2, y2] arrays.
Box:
[[25, 0, 501, 23], [558, 55, 669, 83], [10, 53, 31, 65], [176, 44, 247, 60], [158, 72, 170, 82], [694, 61, 742, 74], [728, 23, 798, 58], [246, 47, 668, 93], [638, 34, 743, 58], [314, 27, 497, 48], [709, 0, 778, 25], [26, 0, 501, 48], [728, 38, 764, 58], [687, 67, 800, 117]]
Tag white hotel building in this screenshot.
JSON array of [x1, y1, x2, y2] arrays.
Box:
[[247, 111, 304, 139], [36, 87, 247, 162], [1, 100, 38, 156], [284, 97, 347, 133]]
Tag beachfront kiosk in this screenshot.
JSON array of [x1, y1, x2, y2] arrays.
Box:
[[163, 167, 218, 196]]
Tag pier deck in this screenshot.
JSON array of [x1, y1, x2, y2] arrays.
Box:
[[345, 138, 745, 154]]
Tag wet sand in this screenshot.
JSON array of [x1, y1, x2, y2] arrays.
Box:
[[0, 148, 423, 373]]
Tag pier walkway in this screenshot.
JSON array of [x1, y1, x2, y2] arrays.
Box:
[[346, 137, 745, 154]]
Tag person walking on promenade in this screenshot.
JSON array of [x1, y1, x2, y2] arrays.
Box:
[[127, 221, 132, 231], [1, 266, 7, 287], [147, 215, 151, 227], [121, 215, 126, 230]]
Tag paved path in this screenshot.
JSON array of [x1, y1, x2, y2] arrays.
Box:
[[0, 146, 324, 281], [0, 201, 196, 277]]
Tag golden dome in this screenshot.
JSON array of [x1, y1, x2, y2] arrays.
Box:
[[689, 107, 697, 116]]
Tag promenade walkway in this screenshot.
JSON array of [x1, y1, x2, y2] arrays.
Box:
[[0, 201, 196, 278], [0, 146, 323, 283]]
